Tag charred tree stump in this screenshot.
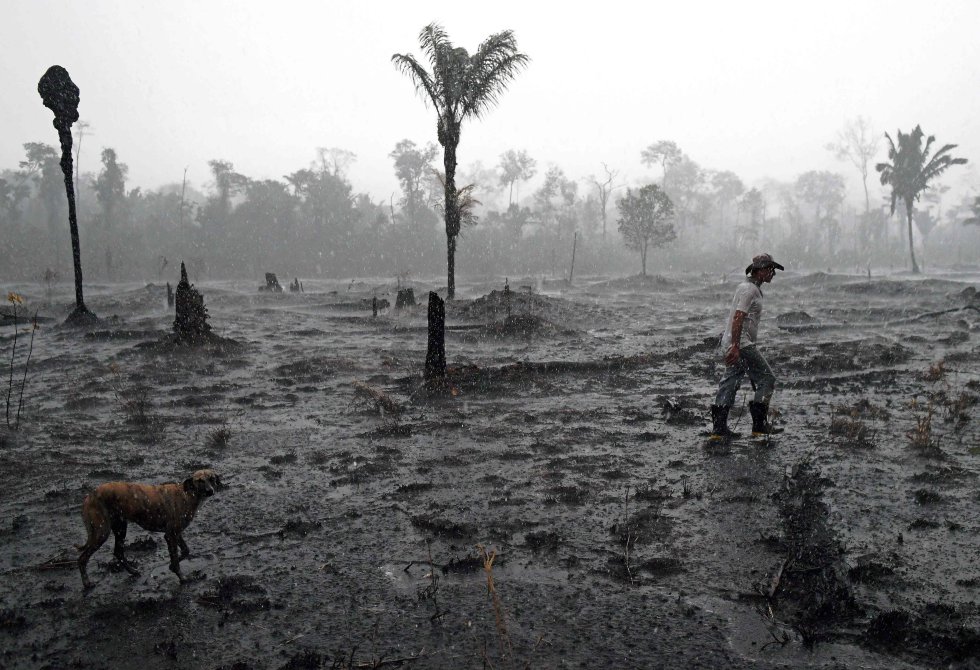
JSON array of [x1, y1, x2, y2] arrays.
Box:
[[424, 292, 446, 380], [261, 273, 283, 293], [396, 288, 416, 309], [372, 296, 378, 318], [166, 282, 174, 308], [289, 277, 301, 293], [173, 262, 212, 343], [38, 65, 96, 326]]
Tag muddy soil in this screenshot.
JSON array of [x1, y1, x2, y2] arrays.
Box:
[[1, 270, 978, 669]]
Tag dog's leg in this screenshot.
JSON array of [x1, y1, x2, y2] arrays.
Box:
[[110, 517, 140, 576], [177, 535, 191, 562], [77, 495, 111, 590], [164, 531, 184, 582]]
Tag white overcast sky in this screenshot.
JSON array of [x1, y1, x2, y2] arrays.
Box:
[[2, 0, 979, 206]]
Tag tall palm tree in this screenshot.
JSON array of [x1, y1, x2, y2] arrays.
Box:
[[875, 125, 966, 274], [393, 23, 528, 299]]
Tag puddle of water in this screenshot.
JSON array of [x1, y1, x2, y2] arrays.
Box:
[[695, 595, 921, 669]]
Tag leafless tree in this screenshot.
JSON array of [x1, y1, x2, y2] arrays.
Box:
[[826, 116, 879, 215], [587, 163, 620, 237]]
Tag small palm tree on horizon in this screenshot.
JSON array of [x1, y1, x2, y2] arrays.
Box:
[[875, 125, 967, 274], [392, 23, 528, 299]]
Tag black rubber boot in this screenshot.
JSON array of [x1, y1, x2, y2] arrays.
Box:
[[749, 401, 782, 436], [709, 405, 735, 441]]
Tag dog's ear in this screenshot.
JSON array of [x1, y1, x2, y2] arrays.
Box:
[[183, 478, 194, 493]]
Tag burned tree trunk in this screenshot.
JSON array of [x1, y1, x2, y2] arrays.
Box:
[[261, 273, 283, 293], [38, 65, 96, 326], [173, 262, 212, 343], [396, 288, 416, 309], [166, 282, 174, 308], [424, 292, 446, 380]]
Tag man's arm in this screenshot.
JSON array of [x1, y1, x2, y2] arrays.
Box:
[[725, 310, 746, 365]]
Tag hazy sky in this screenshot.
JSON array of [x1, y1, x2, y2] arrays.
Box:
[[3, 0, 979, 208]]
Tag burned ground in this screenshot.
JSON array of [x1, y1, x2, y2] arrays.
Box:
[[0, 271, 978, 669]]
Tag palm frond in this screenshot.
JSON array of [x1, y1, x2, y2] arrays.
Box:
[[921, 132, 936, 162], [461, 31, 529, 118], [391, 53, 441, 112], [418, 23, 450, 71], [464, 54, 530, 119], [431, 171, 481, 224], [915, 143, 968, 198]]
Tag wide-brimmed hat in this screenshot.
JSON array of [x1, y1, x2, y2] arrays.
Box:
[[745, 253, 785, 275]]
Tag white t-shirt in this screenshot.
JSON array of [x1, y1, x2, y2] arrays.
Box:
[[720, 280, 763, 350]]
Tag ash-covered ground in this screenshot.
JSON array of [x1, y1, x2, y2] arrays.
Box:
[[1, 270, 978, 669]]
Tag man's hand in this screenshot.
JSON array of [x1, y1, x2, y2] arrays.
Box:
[[725, 344, 740, 366], [726, 310, 746, 366]]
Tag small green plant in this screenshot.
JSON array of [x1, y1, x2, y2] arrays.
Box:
[[4, 293, 39, 431]]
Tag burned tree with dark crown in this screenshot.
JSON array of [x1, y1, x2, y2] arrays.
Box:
[[38, 65, 97, 326]]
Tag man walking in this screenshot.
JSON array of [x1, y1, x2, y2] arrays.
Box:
[[709, 253, 784, 441]]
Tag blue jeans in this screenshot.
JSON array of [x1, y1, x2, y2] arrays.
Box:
[[714, 346, 776, 407]]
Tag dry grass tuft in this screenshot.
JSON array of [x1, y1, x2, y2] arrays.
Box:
[[205, 426, 232, 450], [923, 360, 946, 383], [479, 543, 516, 667], [120, 384, 153, 426], [932, 389, 978, 429], [907, 402, 942, 457], [107, 364, 156, 429], [829, 409, 877, 449]]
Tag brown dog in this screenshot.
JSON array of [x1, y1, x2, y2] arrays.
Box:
[[77, 469, 221, 589]]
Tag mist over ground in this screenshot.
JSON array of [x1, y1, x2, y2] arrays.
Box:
[[3, 1, 980, 284]]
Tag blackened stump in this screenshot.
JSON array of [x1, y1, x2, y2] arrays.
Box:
[[173, 262, 212, 343], [424, 292, 446, 380], [261, 273, 283, 293], [396, 288, 416, 309]]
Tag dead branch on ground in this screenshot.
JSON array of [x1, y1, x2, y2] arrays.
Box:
[[352, 380, 402, 414]]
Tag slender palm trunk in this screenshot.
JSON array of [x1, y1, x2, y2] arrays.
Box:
[[905, 199, 920, 274], [57, 127, 88, 313], [446, 236, 456, 300], [442, 132, 460, 300]]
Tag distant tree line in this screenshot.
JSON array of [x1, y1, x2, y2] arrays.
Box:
[[1, 118, 977, 284]]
